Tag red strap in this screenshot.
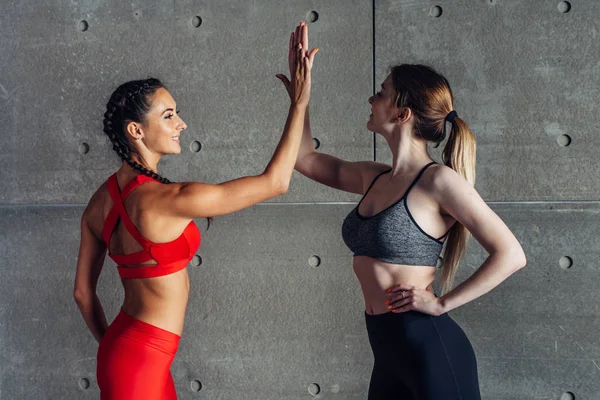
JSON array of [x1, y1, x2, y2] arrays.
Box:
[[106, 174, 152, 250], [101, 207, 120, 245], [117, 259, 190, 279], [121, 174, 157, 199], [110, 251, 154, 265]]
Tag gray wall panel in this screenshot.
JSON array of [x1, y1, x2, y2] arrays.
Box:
[[451, 203, 600, 399], [375, 0, 600, 201], [0, 0, 372, 204], [1, 0, 599, 399], [1, 203, 599, 398]]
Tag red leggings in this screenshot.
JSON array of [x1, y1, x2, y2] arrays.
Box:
[[97, 310, 181, 400]]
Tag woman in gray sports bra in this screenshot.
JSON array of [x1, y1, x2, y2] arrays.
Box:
[[277, 23, 526, 400]]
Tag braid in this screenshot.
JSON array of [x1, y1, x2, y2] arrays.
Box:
[[103, 79, 172, 184], [104, 78, 212, 229], [125, 158, 171, 184]]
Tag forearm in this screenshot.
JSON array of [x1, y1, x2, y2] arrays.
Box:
[[263, 103, 307, 188], [439, 249, 525, 313], [295, 105, 316, 170], [76, 294, 109, 343]]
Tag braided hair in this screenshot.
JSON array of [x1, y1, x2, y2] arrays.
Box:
[[104, 78, 212, 228], [103, 78, 171, 183]]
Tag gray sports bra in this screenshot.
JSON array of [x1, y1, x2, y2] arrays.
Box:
[[341, 162, 448, 266]]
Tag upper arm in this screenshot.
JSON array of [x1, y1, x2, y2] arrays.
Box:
[[168, 174, 285, 219], [296, 152, 390, 194], [74, 210, 107, 296], [432, 167, 524, 258]]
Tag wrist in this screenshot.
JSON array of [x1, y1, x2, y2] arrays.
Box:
[[290, 101, 308, 111], [437, 296, 450, 315]]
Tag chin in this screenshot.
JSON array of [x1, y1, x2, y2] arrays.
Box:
[[163, 146, 181, 155]]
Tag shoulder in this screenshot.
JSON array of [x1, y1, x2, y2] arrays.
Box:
[[420, 163, 471, 195], [360, 161, 392, 186], [83, 182, 108, 219], [81, 181, 111, 238]]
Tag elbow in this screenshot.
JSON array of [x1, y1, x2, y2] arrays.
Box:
[[263, 171, 290, 196], [274, 180, 289, 195], [508, 245, 527, 273], [73, 287, 93, 307]]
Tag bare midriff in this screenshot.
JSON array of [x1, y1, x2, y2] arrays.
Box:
[[120, 268, 190, 336], [353, 255, 436, 315]]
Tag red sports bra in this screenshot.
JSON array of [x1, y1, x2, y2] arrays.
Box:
[[101, 173, 201, 279]]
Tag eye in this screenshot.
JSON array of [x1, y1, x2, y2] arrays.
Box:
[[165, 110, 180, 119]]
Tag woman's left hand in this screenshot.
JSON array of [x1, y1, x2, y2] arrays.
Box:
[[385, 284, 445, 316]]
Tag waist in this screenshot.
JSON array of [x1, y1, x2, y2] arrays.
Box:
[[102, 309, 180, 356], [121, 269, 190, 335], [353, 256, 435, 315]]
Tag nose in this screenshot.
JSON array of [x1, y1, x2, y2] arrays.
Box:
[[178, 115, 187, 131], [368, 95, 374, 105]]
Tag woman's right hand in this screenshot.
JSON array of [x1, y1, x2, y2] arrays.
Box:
[[277, 21, 318, 106]]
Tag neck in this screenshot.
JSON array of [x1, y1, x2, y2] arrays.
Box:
[[129, 151, 160, 174], [380, 125, 432, 176]]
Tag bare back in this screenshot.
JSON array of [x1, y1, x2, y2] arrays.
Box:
[[85, 170, 196, 335]]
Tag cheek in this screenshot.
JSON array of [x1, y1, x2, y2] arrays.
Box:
[[158, 121, 173, 137]]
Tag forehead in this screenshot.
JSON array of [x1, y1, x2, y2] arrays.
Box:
[[382, 74, 393, 89], [149, 87, 176, 109]]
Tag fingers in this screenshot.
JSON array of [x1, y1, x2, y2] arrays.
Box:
[[295, 24, 301, 48], [387, 284, 414, 293], [302, 21, 308, 50], [305, 48, 318, 70], [302, 56, 307, 80], [275, 74, 291, 88], [392, 305, 413, 313], [388, 295, 413, 310], [387, 290, 413, 307], [295, 44, 304, 76]]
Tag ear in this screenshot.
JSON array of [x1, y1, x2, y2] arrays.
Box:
[[394, 107, 412, 124], [125, 121, 143, 141]]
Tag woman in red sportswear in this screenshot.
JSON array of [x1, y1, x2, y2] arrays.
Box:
[[73, 23, 317, 399]]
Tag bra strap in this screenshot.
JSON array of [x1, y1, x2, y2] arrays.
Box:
[[402, 162, 437, 199], [121, 174, 157, 199], [106, 174, 152, 250], [363, 169, 392, 196]]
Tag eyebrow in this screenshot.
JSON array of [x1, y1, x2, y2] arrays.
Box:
[[161, 108, 175, 115]]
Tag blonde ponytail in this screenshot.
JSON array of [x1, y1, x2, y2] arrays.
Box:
[[440, 117, 476, 293], [389, 64, 477, 293]]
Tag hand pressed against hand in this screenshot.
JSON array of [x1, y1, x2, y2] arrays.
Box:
[[276, 21, 319, 104], [385, 284, 445, 316]]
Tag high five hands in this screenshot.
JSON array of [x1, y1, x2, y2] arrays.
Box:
[[276, 21, 319, 106]]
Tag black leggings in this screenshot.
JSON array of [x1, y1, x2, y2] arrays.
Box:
[[366, 311, 481, 400]]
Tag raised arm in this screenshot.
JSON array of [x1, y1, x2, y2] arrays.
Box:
[[165, 27, 317, 219], [276, 22, 389, 195]]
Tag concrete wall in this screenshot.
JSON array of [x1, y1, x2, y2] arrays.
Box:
[[1, 1, 598, 399]]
